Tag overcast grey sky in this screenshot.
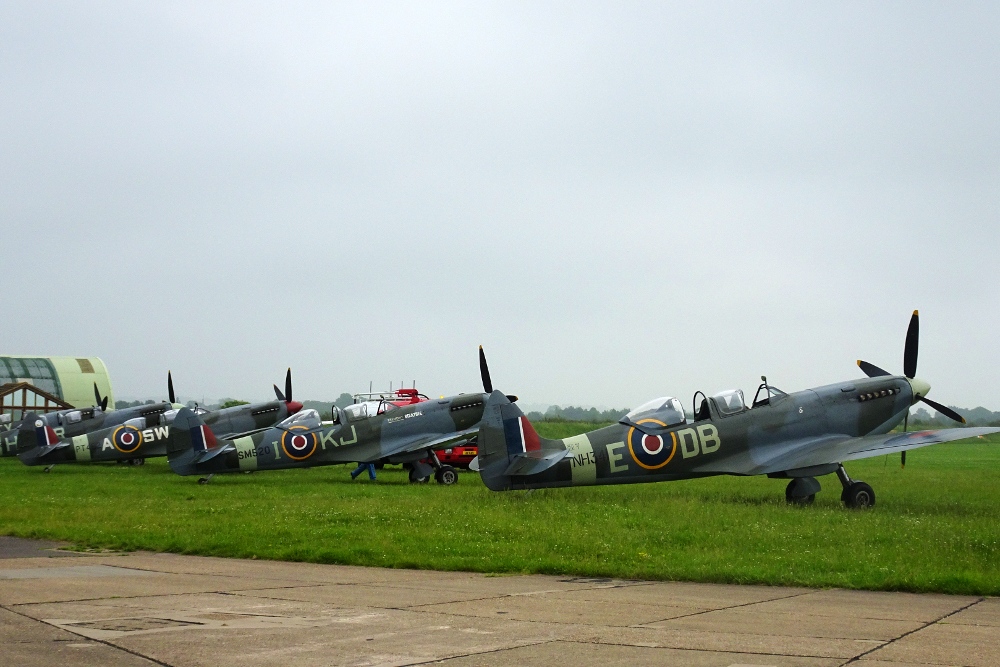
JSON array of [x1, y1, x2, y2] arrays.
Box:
[[2, 2, 998, 411]]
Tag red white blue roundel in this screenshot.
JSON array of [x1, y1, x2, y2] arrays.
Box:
[[627, 419, 676, 470], [112, 425, 143, 454], [281, 426, 317, 461]]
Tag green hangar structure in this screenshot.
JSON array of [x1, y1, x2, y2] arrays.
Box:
[[0, 356, 115, 420]]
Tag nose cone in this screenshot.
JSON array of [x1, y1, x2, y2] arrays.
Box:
[[286, 401, 303, 415], [907, 377, 931, 402]]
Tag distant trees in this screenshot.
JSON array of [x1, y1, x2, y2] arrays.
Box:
[[525, 405, 629, 423]]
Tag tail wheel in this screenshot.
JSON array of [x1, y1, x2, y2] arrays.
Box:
[[435, 465, 458, 485], [843, 482, 876, 509]]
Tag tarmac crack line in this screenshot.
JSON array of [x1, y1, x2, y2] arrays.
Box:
[[8, 582, 336, 607], [0, 603, 176, 667], [398, 639, 559, 666], [633, 588, 817, 626], [570, 636, 854, 661], [840, 596, 987, 666]]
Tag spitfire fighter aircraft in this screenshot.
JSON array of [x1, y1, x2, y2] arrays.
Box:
[[473, 312, 998, 508], [165, 364, 511, 484], [168, 369, 303, 439], [14, 370, 302, 469], [1, 384, 176, 460]]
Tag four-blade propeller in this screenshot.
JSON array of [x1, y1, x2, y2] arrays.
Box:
[[93, 383, 109, 411], [479, 345, 517, 403], [856, 310, 965, 425], [273, 368, 303, 415]]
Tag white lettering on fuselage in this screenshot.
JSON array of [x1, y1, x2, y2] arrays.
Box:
[[387, 411, 423, 425]]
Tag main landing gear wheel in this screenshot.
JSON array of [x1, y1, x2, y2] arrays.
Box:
[[197, 475, 213, 485], [842, 482, 876, 509], [434, 465, 458, 485], [836, 464, 875, 509], [408, 468, 429, 484]]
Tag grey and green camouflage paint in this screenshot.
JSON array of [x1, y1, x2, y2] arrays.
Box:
[[166, 392, 487, 479]]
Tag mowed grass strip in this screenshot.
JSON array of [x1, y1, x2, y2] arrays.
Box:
[[1, 423, 998, 595]]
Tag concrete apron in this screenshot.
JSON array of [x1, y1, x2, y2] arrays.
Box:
[[0, 538, 996, 667]]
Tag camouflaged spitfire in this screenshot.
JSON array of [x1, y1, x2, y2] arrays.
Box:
[[1, 384, 172, 459], [14, 370, 302, 469], [474, 312, 1000, 508], [166, 389, 494, 484]]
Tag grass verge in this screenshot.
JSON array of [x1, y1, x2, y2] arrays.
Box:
[[1, 424, 998, 595]]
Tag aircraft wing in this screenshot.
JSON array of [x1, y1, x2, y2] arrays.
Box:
[[733, 427, 1000, 475], [382, 428, 478, 458], [838, 427, 1000, 462]]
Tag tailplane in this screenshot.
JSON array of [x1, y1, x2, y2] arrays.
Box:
[[477, 391, 568, 490], [166, 407, 218, 475], [16, 413, 60, 453]]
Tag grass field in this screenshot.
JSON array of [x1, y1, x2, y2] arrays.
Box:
[[1, 423, 998, 595]]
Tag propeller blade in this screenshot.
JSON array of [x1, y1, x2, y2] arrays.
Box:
[[93, 382, 102, 407], [168, 371, 176, 404], [479, 346, 493, 394], [285, 368, 292, 403], [857, 360, 891, 377], [102, 395, 109, 411], [919, 396, 966, 424], [904, 310, 919, 378], [273, 384, 286, 402]]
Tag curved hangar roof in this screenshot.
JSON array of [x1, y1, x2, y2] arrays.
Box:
[[0, 356, 114, 410]]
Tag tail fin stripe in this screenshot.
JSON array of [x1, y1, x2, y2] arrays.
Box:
[[190, 424, 218, 451], [504, 415, 541, 455]]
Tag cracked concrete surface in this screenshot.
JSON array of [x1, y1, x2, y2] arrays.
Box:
[[0, 537, 995, 667]]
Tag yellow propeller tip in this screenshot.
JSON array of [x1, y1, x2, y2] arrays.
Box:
[[856, 360, 862, 366], [912, 309, 919, 316]]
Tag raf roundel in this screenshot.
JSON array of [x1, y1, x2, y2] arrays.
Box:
[[281, 426, 317, 461], [112, 425, 144, 454], [627, 418, 676, 470]]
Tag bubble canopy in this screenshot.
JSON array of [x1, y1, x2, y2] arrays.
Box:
[[625, 397, 686, 427]]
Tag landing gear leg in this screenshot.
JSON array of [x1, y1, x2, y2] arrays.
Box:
[[425, 450, 458, 485], [836, 464, 875, 509], [197, 475, 214, 485]]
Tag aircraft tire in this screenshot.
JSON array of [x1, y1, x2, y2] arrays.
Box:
[[408, 469, 429, 484], [842, 482, 876, 509], [198, 477, 210, 485], [435, 466, 458, 485], [785, 477, 819, 505]]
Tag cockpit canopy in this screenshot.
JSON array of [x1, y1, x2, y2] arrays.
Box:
[[625, 396, 686, 427], [279, 408, 321, 429], [712, 389, 746, 415], [342, 400, 397, 421]]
